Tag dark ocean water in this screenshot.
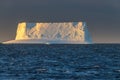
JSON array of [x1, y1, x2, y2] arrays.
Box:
[[0, 44, 120, 80]]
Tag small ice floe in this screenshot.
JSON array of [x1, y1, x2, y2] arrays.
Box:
[[36, 68, 47, 72], [114, 69, 120, 72], [118, 70, 120, 72], [45, 42, 50, 45]]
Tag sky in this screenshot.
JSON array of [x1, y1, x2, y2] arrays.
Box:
[[0, 0, 120, 43]]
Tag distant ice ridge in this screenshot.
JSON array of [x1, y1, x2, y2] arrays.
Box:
[[3, 22, 92, 44]]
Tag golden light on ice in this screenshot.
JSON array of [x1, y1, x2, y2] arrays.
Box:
[[3, 22, 92, 44]]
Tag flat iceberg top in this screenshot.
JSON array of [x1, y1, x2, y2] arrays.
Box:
[[3, 22, 92, 44]]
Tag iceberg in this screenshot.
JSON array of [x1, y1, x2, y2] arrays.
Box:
[[3, 22, 92, 44]]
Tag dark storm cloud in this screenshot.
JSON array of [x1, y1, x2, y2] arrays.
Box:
[[0, 0, 120, 42], [0, 0, 119, 20]]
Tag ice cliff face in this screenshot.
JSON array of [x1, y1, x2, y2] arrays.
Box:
[[15, 22, 92, 43]]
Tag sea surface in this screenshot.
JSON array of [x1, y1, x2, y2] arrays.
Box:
[[0, 44, 120, 80]]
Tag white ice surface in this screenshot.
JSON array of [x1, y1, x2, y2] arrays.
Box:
[[3, 22, 92, 44]]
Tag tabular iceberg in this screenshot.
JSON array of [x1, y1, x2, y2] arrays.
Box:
[[3, 22, 92, 44]]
